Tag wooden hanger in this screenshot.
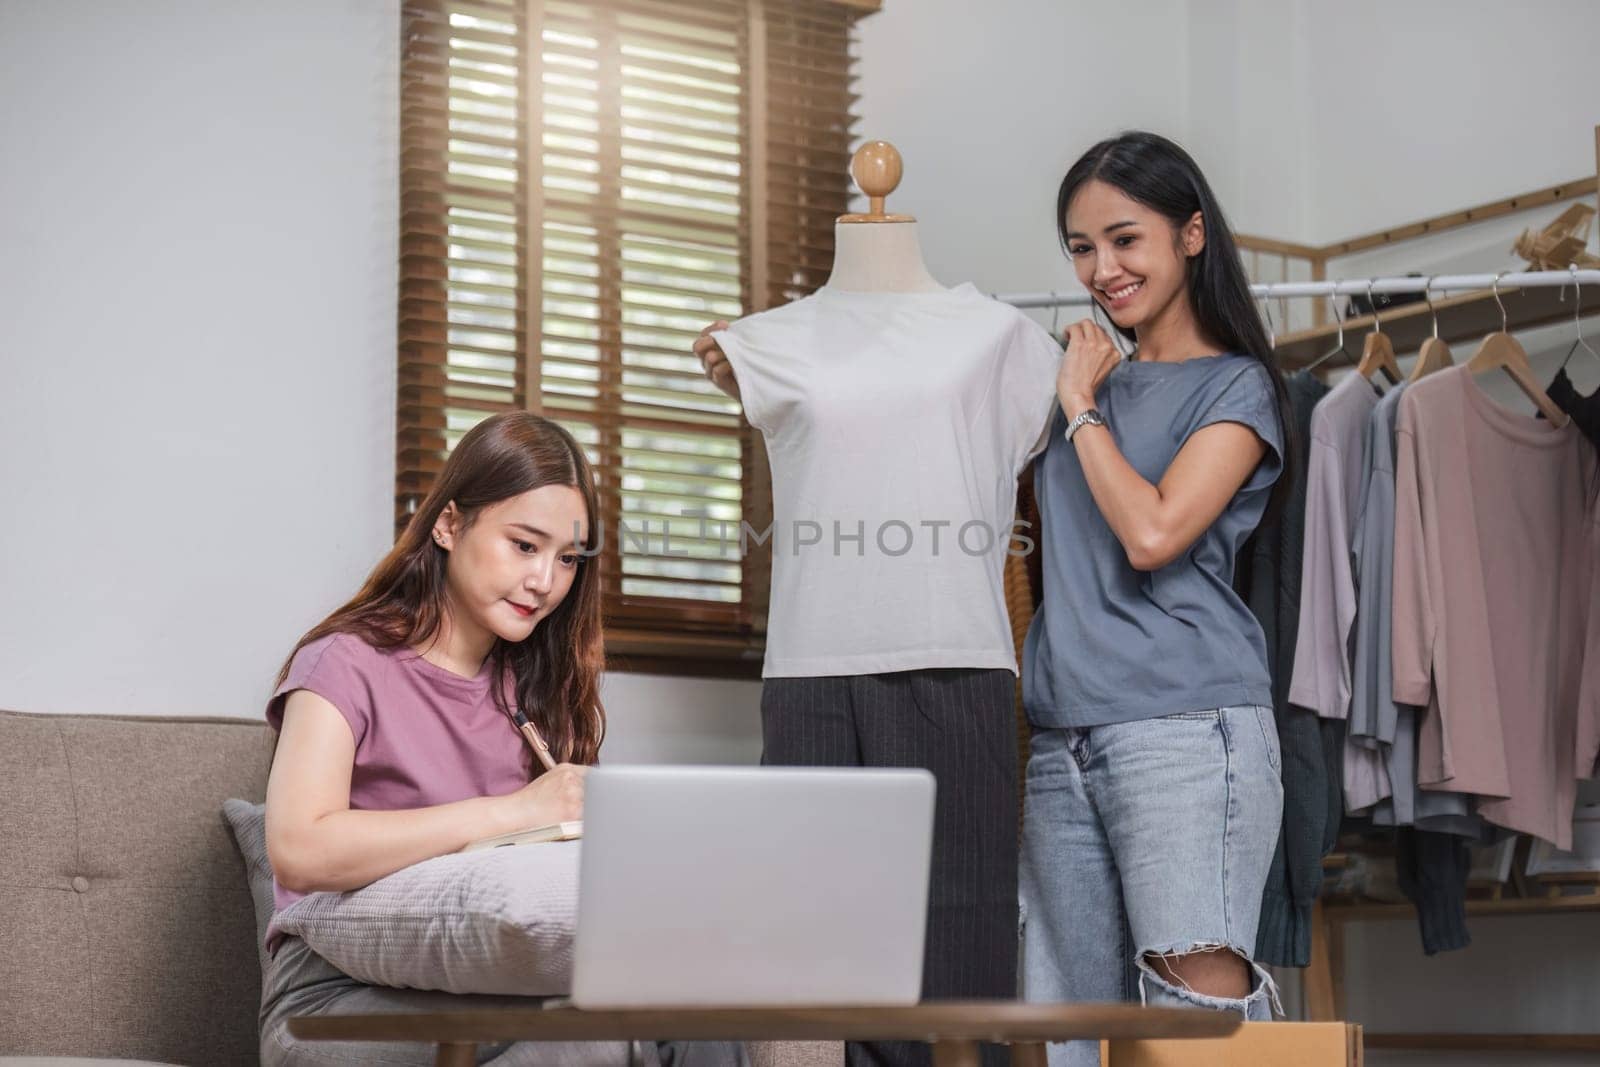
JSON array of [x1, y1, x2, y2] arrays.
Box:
[[1411, 336, 1454, 381], [1465, 274, 1570, 426], [1409, 279, 1455, 381], [1359, 330, 1402, 384], [1356, 283, 1402, 384]]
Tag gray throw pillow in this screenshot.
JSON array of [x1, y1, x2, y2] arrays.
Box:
[[222, 799, 578, 996], [222, 798, 283, 977]]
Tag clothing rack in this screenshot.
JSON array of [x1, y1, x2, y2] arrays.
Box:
[[996, 269, 1600, 370], [994, 268, 1600, 309]]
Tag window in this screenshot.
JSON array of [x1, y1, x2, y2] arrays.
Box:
[[398, 0, 872, 676]]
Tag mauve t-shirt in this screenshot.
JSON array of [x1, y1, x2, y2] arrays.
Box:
[[263, 632, 534, 947], [1392, 367, 1598, 848]]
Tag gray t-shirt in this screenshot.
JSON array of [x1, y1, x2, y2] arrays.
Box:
[[1023, 352, 1285, 728], [1351, 383, 1477, 833], [1345, 383, 1403, 813]]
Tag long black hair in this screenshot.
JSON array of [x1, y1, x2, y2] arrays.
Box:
[[1056, 130, 1297, 523]]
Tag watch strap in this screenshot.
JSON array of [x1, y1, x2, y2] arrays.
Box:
[[1063, 407, 1106, 443]]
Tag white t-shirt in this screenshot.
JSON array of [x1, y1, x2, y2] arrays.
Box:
[[713, 282, 1061, 678]]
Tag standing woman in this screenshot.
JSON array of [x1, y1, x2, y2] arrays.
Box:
[[1020, 131, 1293, 1064]]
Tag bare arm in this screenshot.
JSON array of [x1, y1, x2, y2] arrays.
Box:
[[1066, 418, 1267, 572], [1059, 321, 1269, 573], [264, 690, 586, 894]]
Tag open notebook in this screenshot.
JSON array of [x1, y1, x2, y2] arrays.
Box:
[[460, 820, 583, 853]]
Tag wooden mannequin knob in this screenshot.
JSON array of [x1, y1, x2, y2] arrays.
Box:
[[839, 139, 915, 223], [852, 142, 902, 204]]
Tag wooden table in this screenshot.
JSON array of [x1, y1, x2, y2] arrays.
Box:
[[289, 1001, 1241, 1067]]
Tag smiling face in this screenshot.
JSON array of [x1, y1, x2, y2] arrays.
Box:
[[1063, 178, 1205, 335], [432, 484, 591, 652]]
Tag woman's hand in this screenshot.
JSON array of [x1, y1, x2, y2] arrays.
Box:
[[692, 321, 741, 400], [1057, 319, 1123, 419], [499, 762, 588, 831]]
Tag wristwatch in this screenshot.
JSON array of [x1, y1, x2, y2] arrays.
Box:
[[1063, 408, 1107, 444]]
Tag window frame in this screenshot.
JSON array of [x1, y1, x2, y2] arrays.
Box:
[[398, 0, 874, 679]]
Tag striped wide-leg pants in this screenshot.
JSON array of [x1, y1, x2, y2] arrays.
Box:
[[759, 668, 1019, 1067]]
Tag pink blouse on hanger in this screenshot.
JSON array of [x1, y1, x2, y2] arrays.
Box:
[[1392, 366, 1598, 850]]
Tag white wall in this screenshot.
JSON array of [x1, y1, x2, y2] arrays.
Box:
[[1183, 0, 1314, 241], [600, 672, 764, 766], [1190, 0, 1599, 246], [1296, 0, 1600, 245], [853, 0, 1193, 300], [0, 0, 398, 720]]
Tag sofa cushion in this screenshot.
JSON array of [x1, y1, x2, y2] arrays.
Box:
[[226, 799, 578, 996], [266, 823, 582, 997], [0, 710, 274, 1067], [0, 1060, 185, 1066], [0, 1059, 186, 1066]]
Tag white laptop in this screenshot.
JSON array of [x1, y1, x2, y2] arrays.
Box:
[[571, 765, 936, 1009]]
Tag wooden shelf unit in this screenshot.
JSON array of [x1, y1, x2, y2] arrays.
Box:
[[1302, 884, 1600, 1056], [1264, 280, 1600, 371], [1236, 125, 1600, 365]]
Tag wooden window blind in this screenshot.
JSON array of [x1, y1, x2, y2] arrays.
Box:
[[399, 0, 871, 677]]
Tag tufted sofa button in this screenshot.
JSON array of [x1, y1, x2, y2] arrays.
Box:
[[72, 876, 90, 893]]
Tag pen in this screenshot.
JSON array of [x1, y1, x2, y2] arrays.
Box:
[[511, 708, 559, 773]]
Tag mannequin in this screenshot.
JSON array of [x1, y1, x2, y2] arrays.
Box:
[[823, 141, 945, 294], [699, 137, 1063, 1067]]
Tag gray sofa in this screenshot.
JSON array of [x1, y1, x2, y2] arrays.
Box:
[[0, 708, 837, 1067]]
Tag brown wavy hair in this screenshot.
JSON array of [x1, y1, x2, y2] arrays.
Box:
[[275, 412, 605, 769]]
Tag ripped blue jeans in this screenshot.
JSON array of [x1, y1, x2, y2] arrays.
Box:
[[1019, 706, 1285, 1067]]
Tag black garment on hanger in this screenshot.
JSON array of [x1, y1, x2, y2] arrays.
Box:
[[1239, 370, 1341, 968], [1549, 367, 1600, 449], [1394, 827, 1472, 955]]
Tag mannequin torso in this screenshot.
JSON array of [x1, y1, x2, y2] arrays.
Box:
[[823, 221, 945, 293]]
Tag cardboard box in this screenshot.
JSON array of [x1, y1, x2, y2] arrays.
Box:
[[1103, 1022, 1362, 1066]]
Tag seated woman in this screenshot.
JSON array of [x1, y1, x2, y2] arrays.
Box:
[[259, 410, 744, 1067]]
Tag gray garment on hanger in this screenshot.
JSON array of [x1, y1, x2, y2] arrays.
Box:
[[1371, 703, 1481, 834], [1346, 383, 1476, 833]]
